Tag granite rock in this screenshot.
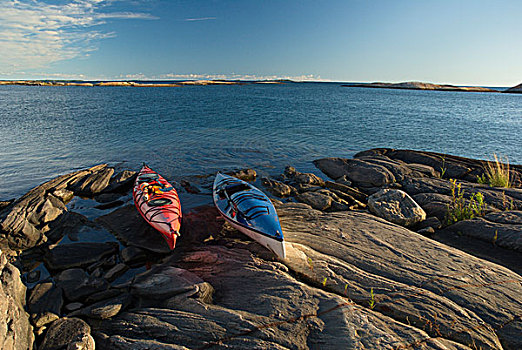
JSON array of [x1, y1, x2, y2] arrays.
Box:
[[0, 250, 34, 349], [27, 282, 63, 328], [39, 318, 94, 350], [368, 189, 426, 227]]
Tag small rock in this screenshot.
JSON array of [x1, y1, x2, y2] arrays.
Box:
[[335, 175, 352, 186], [27, 282, 63, 327], [104, 263, 129, 282], [131, 266, 204, 299], [91, 267, 103, 278], [54, 268, 109, 302], [39, 317, 94, 350], [180, 180, 201, 194], [416, 216, 442, 230], [0, 199, 14, 210], [227, 168, 257, 181], [69, 293, 131, 319], [121, 246, 148, 267], [368, 189, 426, 227], [103, 254, 117, 268], [284, 166, 325, 186], [32, 312, 60, 328], [418, 227, 435, 235], [64, 302, 83, 312], [26, 270, 41, 283], [84, 289, 123, 304], [53, 188, 74, 203], [261, 178, 295, 198]]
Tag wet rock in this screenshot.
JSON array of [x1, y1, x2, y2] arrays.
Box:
[[227, 168, 257, 181], [445, 210, 522, 252], [48, 211, 91, 244], [131, 266, 204, 300], [39, 318, 94, 350], [0, 199, 14, 210], [120, 246, 148, 267], [94, 192, 123, 203], [44, 242, 119, 271], [0, 164, 108, 250], [94, 199, 125, 210], [68, 164, 114, 196], [54, 268, 108, 302], [27, 282, 63, 328], [104, 263, 129, 282], [69, 293, 131, 319], [0, 250, 34, 349], [368, 189, 426, 227], [103, 170, 137, 193], [96, 205, 171, 253], [261, 177, 295, 198], [180, 179, 201, 194]]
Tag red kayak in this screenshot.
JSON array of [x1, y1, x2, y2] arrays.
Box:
[[133, 165, 182, 249]]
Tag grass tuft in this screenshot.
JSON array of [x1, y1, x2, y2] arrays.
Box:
[[477, 154, 512, 188], [368, 288, 376, 309], [446, 179, 486, 225]]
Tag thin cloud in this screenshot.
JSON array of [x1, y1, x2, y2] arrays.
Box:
[[184, 17, 216, 22], [0, 0, 157, 72]]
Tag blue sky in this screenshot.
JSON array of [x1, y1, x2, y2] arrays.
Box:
[[0, 0, 520, 86]]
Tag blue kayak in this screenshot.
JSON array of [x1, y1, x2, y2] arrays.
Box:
[[212, 172, 286, 259]]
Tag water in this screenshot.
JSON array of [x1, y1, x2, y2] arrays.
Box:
[[1, 83, 521, 199]]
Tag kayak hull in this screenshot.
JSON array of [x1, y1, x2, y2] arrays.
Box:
[[133, 165, 182, 250], [213, 172, 286, 259]]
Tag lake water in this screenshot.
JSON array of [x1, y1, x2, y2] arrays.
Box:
[[1, 83, 521, 199]]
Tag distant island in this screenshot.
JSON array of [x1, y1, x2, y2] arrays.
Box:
[[342, 81, 499, 92], [0, 79, 287, 87], [504, 83, 522, 94]]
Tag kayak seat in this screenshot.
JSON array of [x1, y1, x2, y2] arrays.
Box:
[[225, 183, 251, 197], [148, 198, 172, 206], [137, 173, 160, 184]]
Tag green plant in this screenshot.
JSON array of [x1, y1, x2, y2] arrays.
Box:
[[437, 156, 447, 179], [446, 179, 486, 225], [478, 154, 512, 188], [322, 277, 327, 286], [368, 288, 376, 309], [492, 230, 498, 245]]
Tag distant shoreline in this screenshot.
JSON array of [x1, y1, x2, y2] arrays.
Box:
[[1, 79, 520, 93], [0, 79, 288, 87]]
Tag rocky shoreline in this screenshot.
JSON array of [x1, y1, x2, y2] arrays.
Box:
[[0, 148, 521, 349]]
